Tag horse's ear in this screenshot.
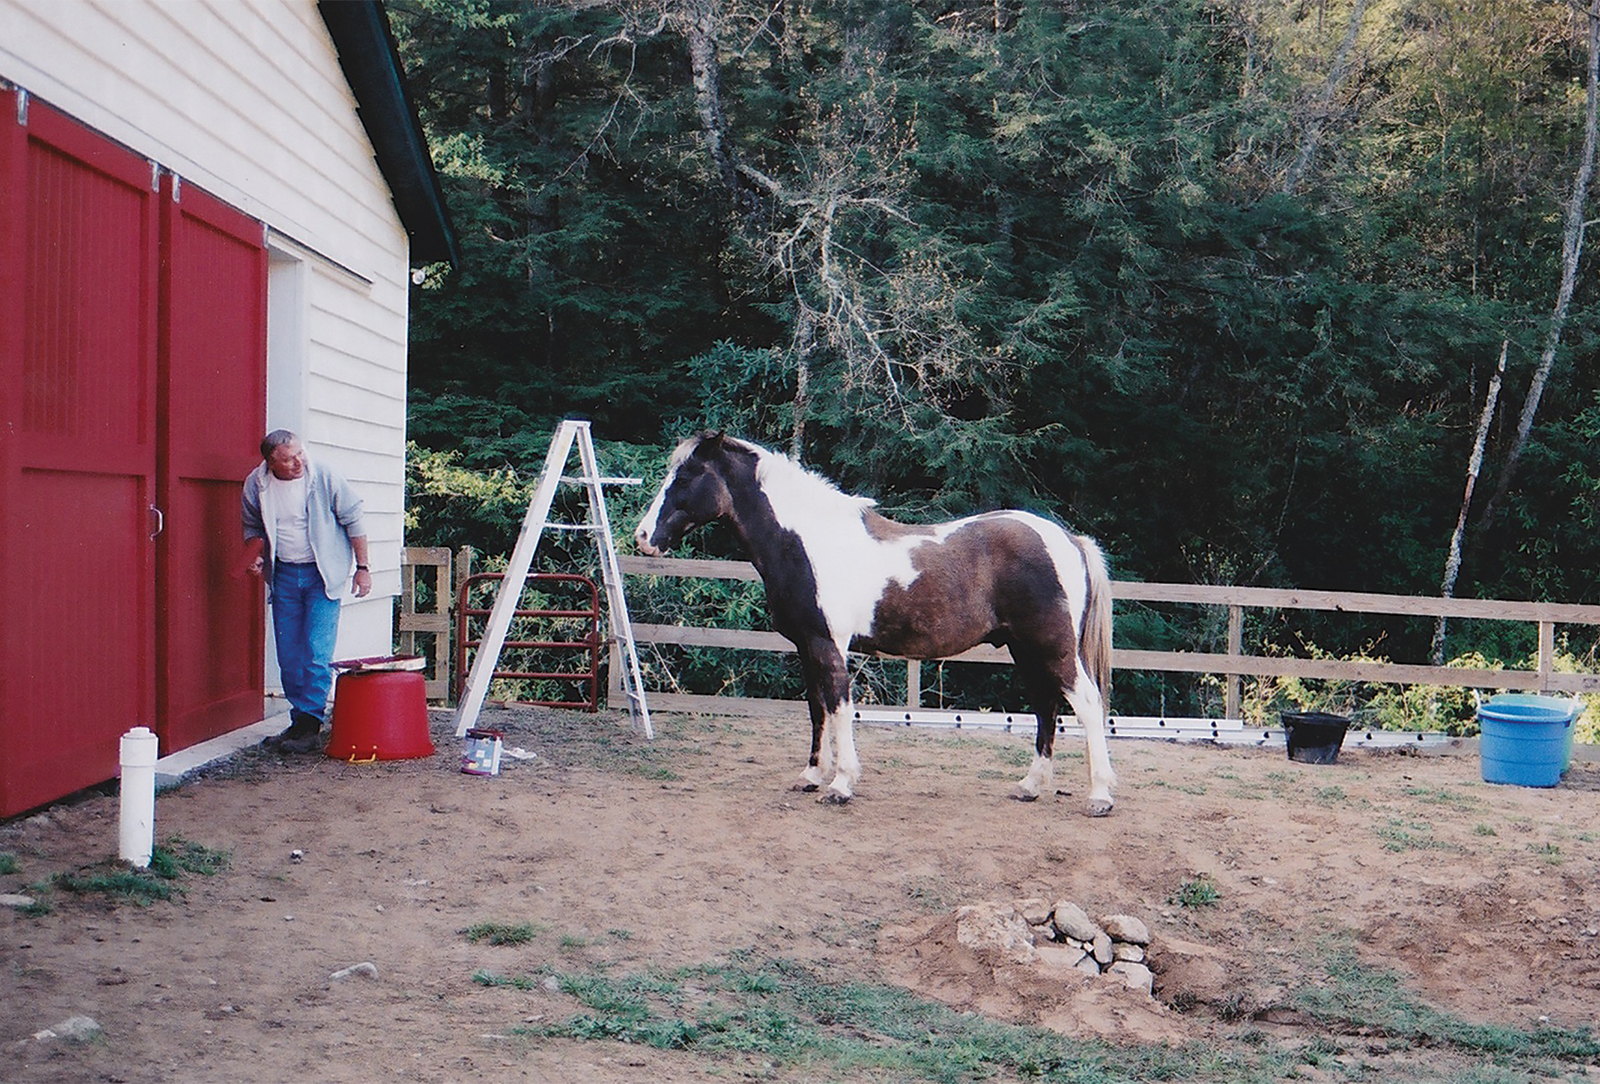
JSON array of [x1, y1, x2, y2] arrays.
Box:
[[701, 430, 726, 453]]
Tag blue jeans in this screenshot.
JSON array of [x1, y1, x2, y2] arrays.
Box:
[[271, 561, 342, 722]]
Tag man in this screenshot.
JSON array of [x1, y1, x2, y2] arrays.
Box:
[[242, 430, 372, 752]]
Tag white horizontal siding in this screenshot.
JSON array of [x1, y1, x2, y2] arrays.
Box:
[[0, 0, 421, 655]]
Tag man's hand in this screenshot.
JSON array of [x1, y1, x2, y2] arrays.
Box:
[[246, 555, 265, 578], [353, 569, 373, 598]]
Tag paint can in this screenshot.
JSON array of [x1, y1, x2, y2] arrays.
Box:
[[462, 728, 504, 776]]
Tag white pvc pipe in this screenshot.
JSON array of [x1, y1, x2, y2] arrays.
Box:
[[119, 726, 158, 868]]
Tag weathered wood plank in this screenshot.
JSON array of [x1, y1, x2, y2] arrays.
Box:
[[616, 554, 1600, 714]]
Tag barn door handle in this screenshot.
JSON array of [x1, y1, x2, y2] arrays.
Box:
[[149, 505, 164, 540]]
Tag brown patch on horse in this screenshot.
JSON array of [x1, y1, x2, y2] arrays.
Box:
[[862, 509, 937, 542], [853, 517, 1076, 663]]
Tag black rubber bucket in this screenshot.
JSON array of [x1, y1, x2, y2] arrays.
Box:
[[1282, 711, 1351, 764]]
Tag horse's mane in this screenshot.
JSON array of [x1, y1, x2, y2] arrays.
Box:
[[702, 434, 877, 516]]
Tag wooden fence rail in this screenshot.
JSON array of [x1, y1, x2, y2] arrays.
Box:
[[617, 555, 1600, 718]]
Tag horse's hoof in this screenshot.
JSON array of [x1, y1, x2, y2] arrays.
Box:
[[821, 791, 851, 805], [794, 781, 819, 793], [1011, 790, 1039, 803], [1086, 799, 1114, 817]]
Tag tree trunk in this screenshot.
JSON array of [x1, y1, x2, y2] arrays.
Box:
[[1282, 0, 1367, 195], [790, 306, 815, 458], [1432, 340, 1507, 664], [1482, 0, 1600, 525], [682, 0, 738, 196]]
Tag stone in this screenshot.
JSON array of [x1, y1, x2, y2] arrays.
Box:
[[1108, 961, 1154, 995], [1034, 942, 1090, 975], [34, 1016, 101, 1043], [1091, 931, 1114, 965], [1101, 913, 1151, 945], [329, 962, 379, 982], [1051, 900, 1102, 942], [956, 903, 1036, 964], [1113, 942, 1146, 963], [1030, 924, 1057, 942], [1073, 953, 1102, 977], [0, 893, 37, 908], [1017, 897, 1053, 926]]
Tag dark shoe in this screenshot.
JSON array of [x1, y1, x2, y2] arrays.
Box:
[[278, 731, 323, 754], [263, 711, 322, 751]]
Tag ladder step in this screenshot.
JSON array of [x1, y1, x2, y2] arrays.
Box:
[[544, 522, 598, 532], [560, 475, 642, 486]]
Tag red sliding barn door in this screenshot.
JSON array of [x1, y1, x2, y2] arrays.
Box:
[[0, 92, 269, 817], [157, 177, 266, 749], [0, 93, 160, 815]]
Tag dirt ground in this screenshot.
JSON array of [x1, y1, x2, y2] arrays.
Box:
[[3, 704, 1599, 1083]]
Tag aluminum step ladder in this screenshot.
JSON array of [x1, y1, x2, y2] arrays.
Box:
[[452, 419, 653, 739]]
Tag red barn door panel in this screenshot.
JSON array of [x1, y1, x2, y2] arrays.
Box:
[[157, 179, 267, 749], [0, 97, 159, 816]]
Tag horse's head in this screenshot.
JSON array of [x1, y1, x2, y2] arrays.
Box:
[[634, 431, 737, 556]]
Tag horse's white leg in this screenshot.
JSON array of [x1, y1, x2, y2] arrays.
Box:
[[798, 715, 834, 789], [1017, 749, 1054, 800], [1064, 679, 1116, 816], [824, 701, 861, 802]]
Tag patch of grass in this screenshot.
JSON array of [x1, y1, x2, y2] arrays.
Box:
[[994, 745, 1033, 769], [560, 933, 590, 949], [50, 837, 229, 907], [1311, 785, 1346, 804], [902, 878, 951, 907], [1399, 784, 1479, 811], [463, 921, 543, 946], [1150, 779, 1209, 796], [56, 866, 179, 905], [523, 957, 1309, 1080], [1531, 842, 1565, 865], [1171, 874, 1220, 909], [1375, 817, 1459, 853], [1296, 945, 1600, 1063], [474, 970, 544, 990], [1473, 822, 1498, 837], [18, 882, 53, 917], [151, 837, 230, 878], [0, 852, 17, 875], [607, 928, 634, 941]]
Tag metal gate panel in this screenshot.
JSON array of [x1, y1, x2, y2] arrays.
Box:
[[0, 94, 160, 816], [156, 178, 267, 750]]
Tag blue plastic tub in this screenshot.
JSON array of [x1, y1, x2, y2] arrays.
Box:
[[1477, 695, 1582, 788]]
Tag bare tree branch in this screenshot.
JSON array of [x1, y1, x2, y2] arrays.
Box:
[[1282, 0, 1368, 195], [1481, 0, 1600, 524], [1432, 340, 1507, 664]]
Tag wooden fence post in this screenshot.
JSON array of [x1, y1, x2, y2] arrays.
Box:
[[398, 546, 453, 701]]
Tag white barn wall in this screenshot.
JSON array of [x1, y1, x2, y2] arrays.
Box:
[[0, 0, 415, 665]]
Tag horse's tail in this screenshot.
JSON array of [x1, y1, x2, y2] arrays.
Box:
[[1078, 536, 1113, 712]]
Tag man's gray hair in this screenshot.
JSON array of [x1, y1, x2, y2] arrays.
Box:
[[260, 430, 298, 461]]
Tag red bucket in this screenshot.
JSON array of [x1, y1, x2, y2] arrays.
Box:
[[325, 668, 435, 762]]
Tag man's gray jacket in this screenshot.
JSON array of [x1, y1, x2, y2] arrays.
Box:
[[241, 455, 366, 600]]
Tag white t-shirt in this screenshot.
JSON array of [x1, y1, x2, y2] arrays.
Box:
[[265, 474, 315, 563]]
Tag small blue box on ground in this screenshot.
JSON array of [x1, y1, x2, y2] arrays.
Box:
[[1477, 694, 1581, 788]]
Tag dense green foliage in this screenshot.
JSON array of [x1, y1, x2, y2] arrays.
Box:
[[392, 0, 1600, 708]]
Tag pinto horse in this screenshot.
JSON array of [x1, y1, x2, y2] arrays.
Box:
[[634, 432, 1117, 816]]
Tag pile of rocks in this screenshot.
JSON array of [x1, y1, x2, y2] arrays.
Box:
[[953, 896, 1155, 995]]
